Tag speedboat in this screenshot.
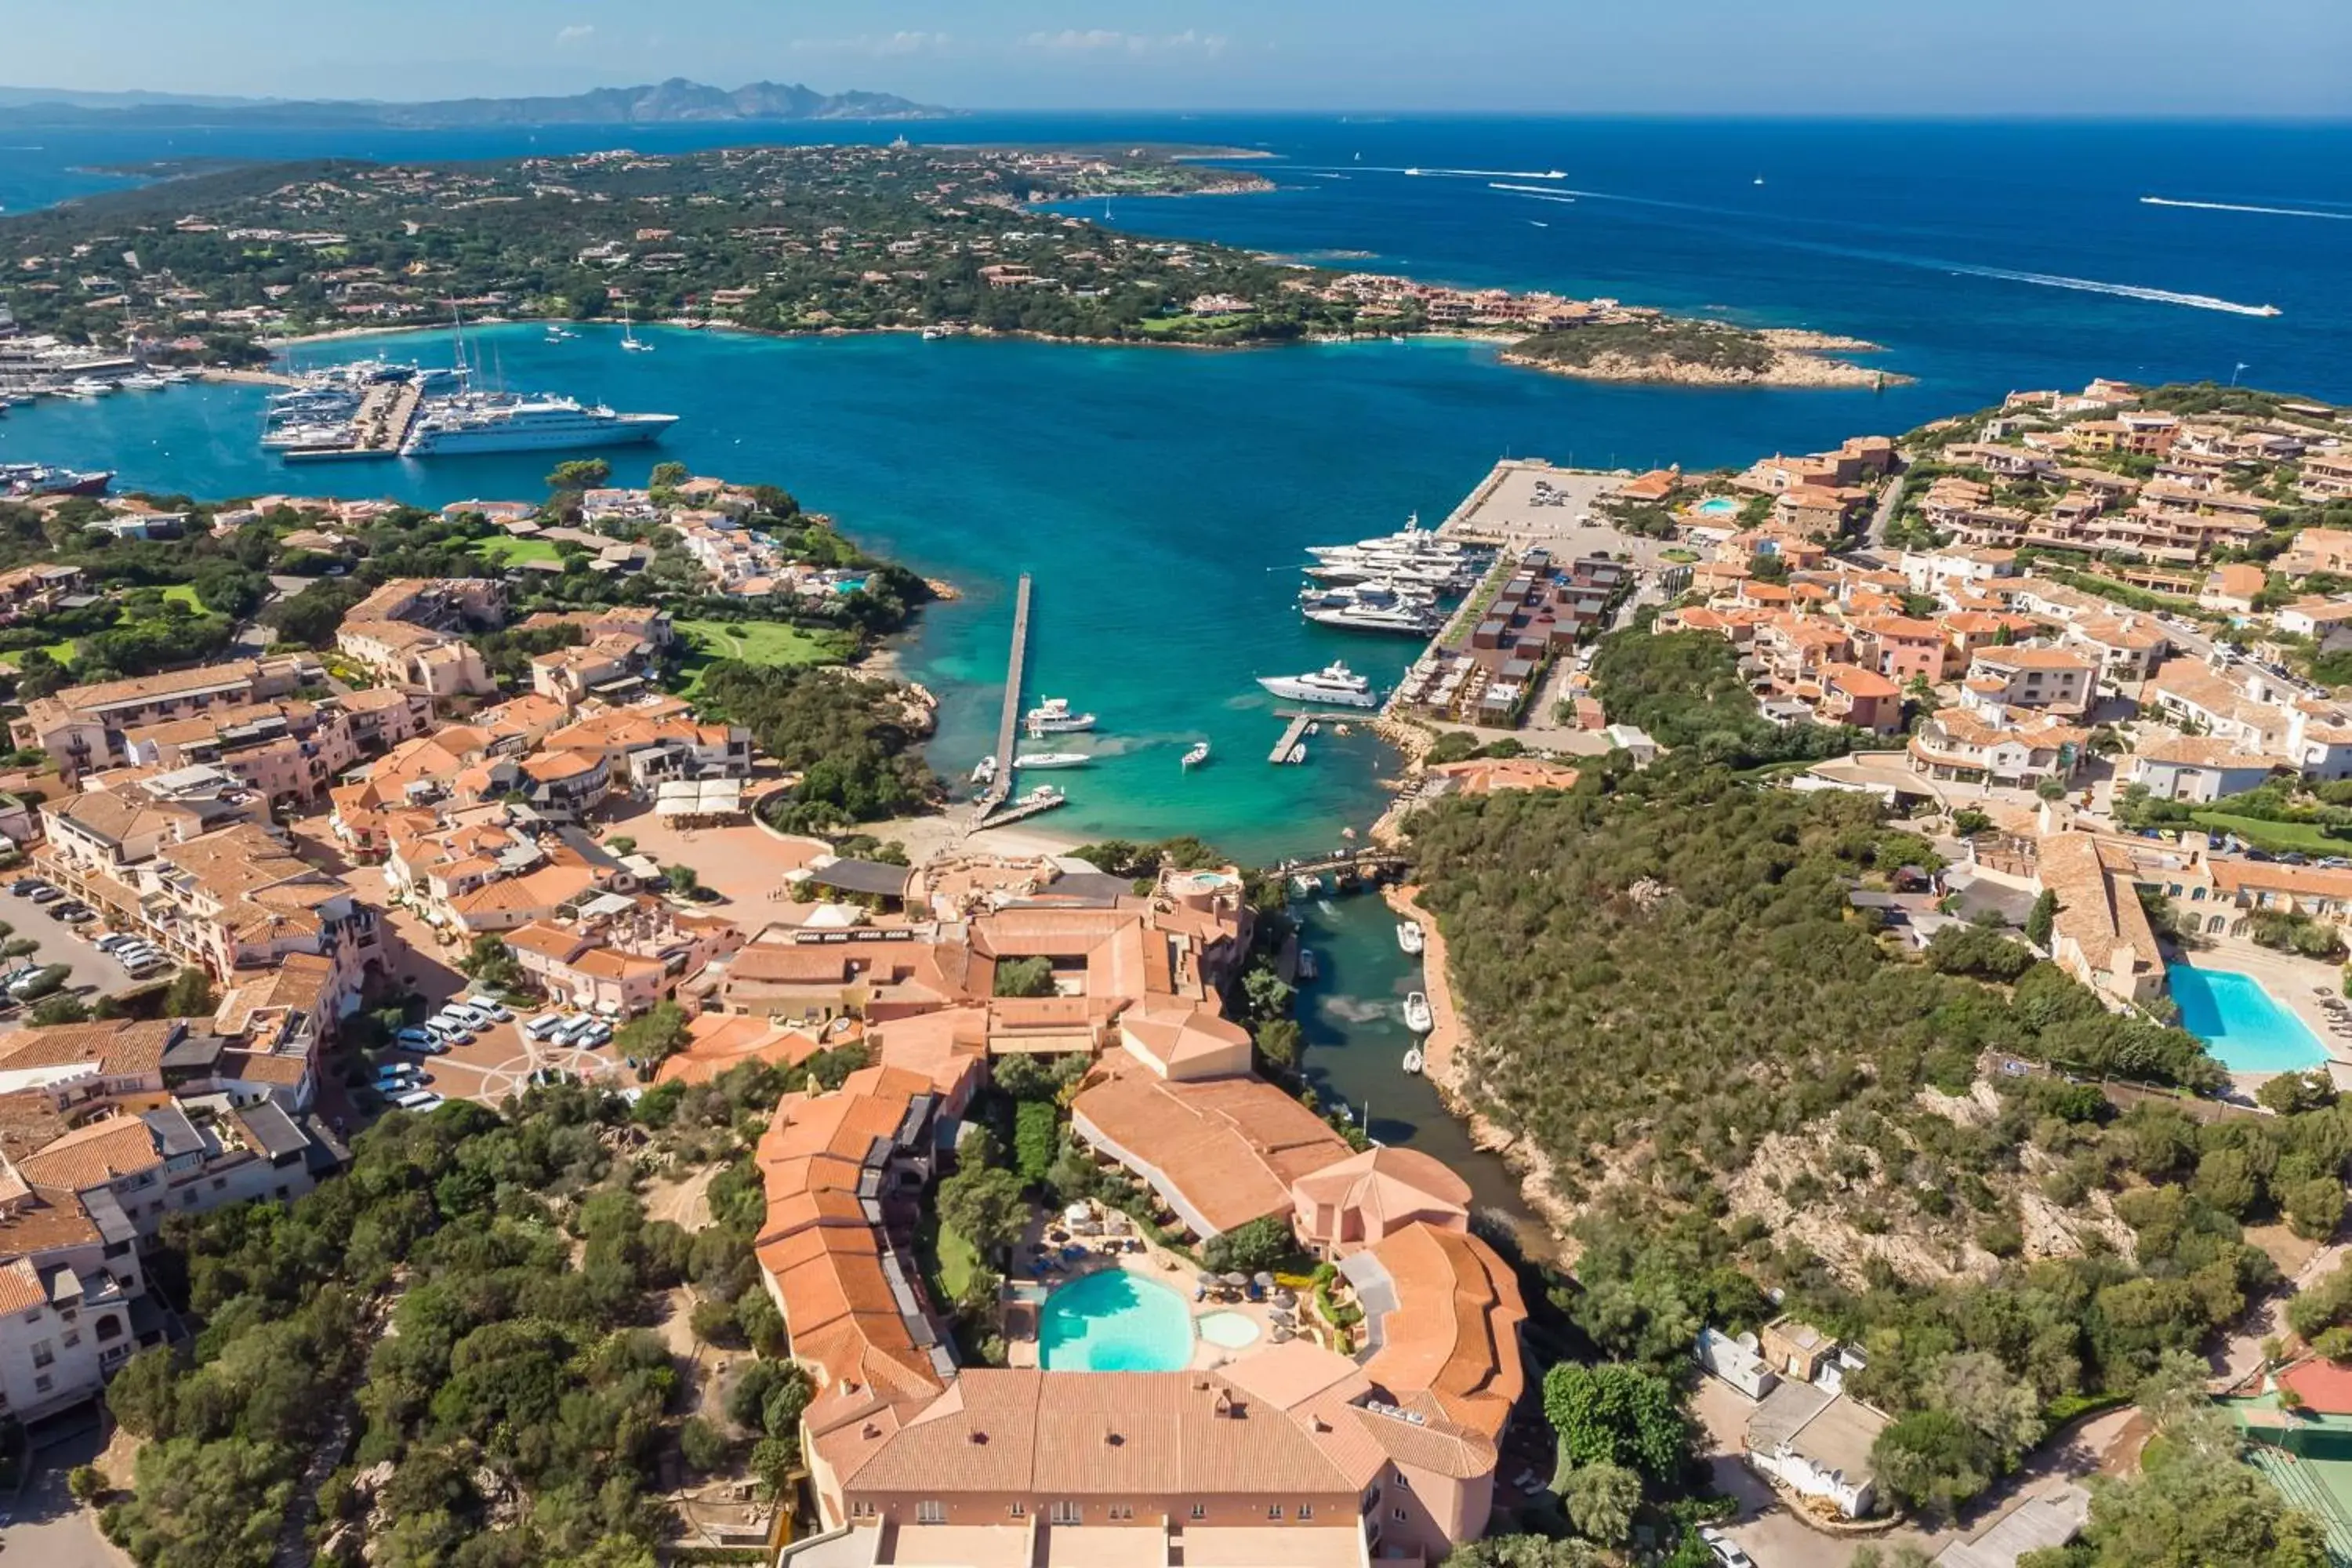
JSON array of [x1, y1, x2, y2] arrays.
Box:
[[971, 755, 997, 786], [1402, 1047, 1425, 1075], [1024, 698, 1096, 735], [1403, 992, 1434, 1034], [1019, 784, 1065, 808], [1397, 920, 1425, 956], [1013, 752, 1091, 770], [1181, 741, 1210, 769]]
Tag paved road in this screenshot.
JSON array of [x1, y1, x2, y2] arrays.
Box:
[[1864, 463, 1909, 550], [0, 1423, 121, 1568], [0, 886, 139, 1004]]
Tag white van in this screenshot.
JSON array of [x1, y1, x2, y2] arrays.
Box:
[[392, 1088, 444, 1112]]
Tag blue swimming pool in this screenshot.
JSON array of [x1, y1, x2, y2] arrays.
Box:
[[2166, 963, 2330, 1074], [1697, 497, 1739, 516], [1037, 1270, 1196, 1371]]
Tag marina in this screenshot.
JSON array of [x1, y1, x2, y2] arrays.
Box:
[[1268, 710, 1318, 764], [973, 572, 1033, 822]]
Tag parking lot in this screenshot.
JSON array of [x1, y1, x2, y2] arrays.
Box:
[[376, 1000, 633, 1108], [0, 880, 163, 1007]]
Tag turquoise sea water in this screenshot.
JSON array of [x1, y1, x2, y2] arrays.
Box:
[[0, 322, 1880, 859], [1036, 1269, 1196, 1371], [2166, 962, 2329, 1074]]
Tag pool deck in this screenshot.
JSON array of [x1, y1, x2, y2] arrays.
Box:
[[1007, 1203, 1315, 1374], [2172, 938, 2352, 1091]]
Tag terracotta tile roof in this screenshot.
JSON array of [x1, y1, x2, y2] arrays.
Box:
[[16, 1115, 161, 1191], [0, 1019, 180, 1079], [1072, 1065, 1353, 1236], [1351, 1226, 1526, 1446]]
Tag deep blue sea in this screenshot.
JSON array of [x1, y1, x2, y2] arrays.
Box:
[[2, 115, 2348, 865]]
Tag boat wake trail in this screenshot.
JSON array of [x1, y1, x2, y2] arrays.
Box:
[[1933, 261, 2280, 316], [1488, 182, 1577, 205], [2141, 194, 2352, 222]]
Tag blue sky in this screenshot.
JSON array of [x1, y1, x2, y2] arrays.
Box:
[[6, 0, 2348, 116]]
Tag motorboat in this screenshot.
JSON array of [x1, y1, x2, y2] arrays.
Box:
[[1287, 742, 1308, 764], [1403, 992, 1434, 1033], [971, 754, 997, 786], [1024, 698, 1096, 735], [1397, 920, 1425, 956], [1402, 1047, 1425, 1075], [1018, 784, 1065, 809], [1013, 752, 1091, 770], [1181, 741, 1210, 769]]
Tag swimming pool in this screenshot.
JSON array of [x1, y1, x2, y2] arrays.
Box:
[[2166, 963, 2330, 1074], [1697, 497, 1739, 516], [1038, 1271, 1196, 1371], [1199, 1311, 1261, 1351]]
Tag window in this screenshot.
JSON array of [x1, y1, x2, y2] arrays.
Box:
[[849, 1501, 877, 1519], [94, 1316, 121, 1343], [34, 1374, 51, 1395], [1189, 1504, 1206, 1522], [915, 1502, 946, 1525], [1392, 1508, 1407, 1523], [1267, 1505, 1283, 1521], [211, 1177, 228, 1191], [1392, 1470, 1411, 1490], [1299, 1506, 1313, 1521], [1051, 1501, 1082, 1526], [1008, 1503, 1026, 1519], [30, 1341, 53, 1368], [61, 1330, 79, 1349]]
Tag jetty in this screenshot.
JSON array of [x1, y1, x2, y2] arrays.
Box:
[[280, 379, 423, 463], [974, 572, 1033, 822], [1269, 710, 1315, 764]]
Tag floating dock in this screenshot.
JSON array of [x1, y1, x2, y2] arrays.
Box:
[[280, 379, 422, 463], [974, 572, 1033, 821], [1269, 710, 1314, 764]]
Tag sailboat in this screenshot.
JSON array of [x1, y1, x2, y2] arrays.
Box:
[[621, 307, 653, 354]]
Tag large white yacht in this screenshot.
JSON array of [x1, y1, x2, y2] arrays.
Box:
[[1257, 662, 1380, 707], [399, 394, 678, 456]]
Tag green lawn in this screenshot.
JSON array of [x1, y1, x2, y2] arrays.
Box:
[[160, 583, 204, 609], [916, 1211, 983, 1305], [2190, 812, 2352, 856], [0, 637, 81, 670], [472, 535, 566, 567], [670, 619, 857, 699]]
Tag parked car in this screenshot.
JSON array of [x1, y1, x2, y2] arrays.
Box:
[[1697, 1527, 1755, 1568], [6, 878, 44, 896], [390, 1089, 445, 1112], [93, 933, 136, 953], [7, 964, 69, 1001], [461, 996, 514, 1022], [394, 1026, 436, 1048], [426, 1021, 474, 1046], [24, 886, 62, 904], [581, 1022, 613, 1047], [522, 1014, 564, 1041]]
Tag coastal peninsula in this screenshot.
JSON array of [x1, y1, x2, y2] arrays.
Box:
[[0, 142, 1890, 390]]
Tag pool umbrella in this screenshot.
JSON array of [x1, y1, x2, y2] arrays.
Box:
[[1196, 1272, 1217, 1289], [1222, 1272, 1250, 1288], [1064, 1202, 1091, 1225], [1253, 1272, 1276, 1291]]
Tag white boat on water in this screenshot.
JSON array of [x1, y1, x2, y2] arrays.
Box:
[[1287, 742, 1308, 764], [399, 394, 678, 456], [971, 755, 997, 786], [1302, 600, 1441, 635], [1258, 662, 1379, 708], [1181, 741, 1210, 769], [1013, 752, 1090, 770], [1403, 992, 1434, 1034], [1397, 920, 1425, 956], [1402, 1047, 1425, 1076], [1024, 698, 1096, 735], [620, 306, 654, 352], [1018, 784, 1065, 809]]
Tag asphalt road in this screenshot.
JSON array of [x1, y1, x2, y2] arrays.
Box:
[[0, 1421, 117, 1568]]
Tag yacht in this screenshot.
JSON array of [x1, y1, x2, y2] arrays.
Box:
[[1403, 992, 1434, 1034], [1018, 784, 1066, 810], [0, 463, 112, 499], [1304, 556, 1476, 590], [620, 307, 654, 353], [118, 372, 169, 391], [1023, 698, 1097, 735], [400, 394, 679, 456], [1012, 751, 1091, 770], [1258, 662, 1379, 707], [545, 323, 578, 341], [68, 377, 116, 397], [1396, 920, 1425, 956], [1181, 740, 1210, 769], [1301, 594, 1441, 636]]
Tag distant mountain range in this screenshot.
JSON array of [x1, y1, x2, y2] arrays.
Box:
[[0, 78, 949, 128]]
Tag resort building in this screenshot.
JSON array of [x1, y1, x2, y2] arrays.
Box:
[[2033, 830, 2166, 1007], [11, 657, 318, 782], [1744, 1383, 1890, 1519], [1907, 711, 2083, 789], [1292, 1147, 1473, 1260], [1958, 646, 2099, 719], [332, 577, 505, 699], [2127, 737, 2281, 804], [119, 698, 362, 808]]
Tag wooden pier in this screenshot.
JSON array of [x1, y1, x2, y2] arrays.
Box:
[[1268, 710, 1315, 764], [974, 572, 1033, 821]]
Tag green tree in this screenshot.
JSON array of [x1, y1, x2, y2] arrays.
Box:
[[548, 458, 612, 492], [2027, 889, 2059, 949], [161, 967, 217, 1018], [30, 992, 89, 1025], [1875, 1408, 1995, 1518], [663, 863, 701, 897], [1241, 966, 1294, 1021], [614, 1001, 691, 1065], [1541, 1363, 1687, 1483], [993, 956, 1055, 998], [649, 461, 691, 490], [1203, 1214, 1295, 1276], [1254, 1017, 1303, 1073], [678, 1416, 732, 1475], [1560, 1460, 1641, 1546], [458, 932, 523, 992], [936, 1165, 1027, 1265], [1012, 1100, 1058, 1186]]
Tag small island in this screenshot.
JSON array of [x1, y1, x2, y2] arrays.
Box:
[[1501, 318, 1907, 388]]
